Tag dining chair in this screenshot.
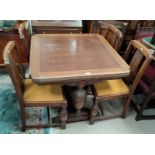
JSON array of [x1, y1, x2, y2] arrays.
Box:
[[99, 21, 123, 51], [132, 27, 155, 120], [133, 59, 155, 120], [90, 21, 103, 34], [87, 21, 124, 96], [89, 40, 153, 124], [90, 21, 123, 52], [3, 41, 68, 131]]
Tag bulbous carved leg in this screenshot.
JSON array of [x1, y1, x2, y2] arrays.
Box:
[[89, 101, 99, 125], [72, 86, 86, 117], [60, 107, 68, 129]]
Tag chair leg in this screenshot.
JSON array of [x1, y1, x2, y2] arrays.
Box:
[[89, 99, 99, 125], [20, 107, 26, 132], [47, 106, 52, 126], [61, 121, 66, 129], [60, 106, 68, 129], [135, 94, 151, 121], [121, 96, 132, 118], [135, 115, 140, 121]]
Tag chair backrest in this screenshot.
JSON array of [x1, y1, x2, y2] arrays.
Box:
[[99, 22, 123, 51], [91, 21, 123, 51], [3, 41, 25, 104], [123, 40, 153, 94], [90, 21, 102, 34], [100, 20, 128, 35]]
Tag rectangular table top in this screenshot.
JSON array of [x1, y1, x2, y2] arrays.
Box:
[[30, 34, 130, 84]]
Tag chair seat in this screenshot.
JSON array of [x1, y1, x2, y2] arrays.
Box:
[[24, 79, 64, 103], [94, 79, 129, 97]]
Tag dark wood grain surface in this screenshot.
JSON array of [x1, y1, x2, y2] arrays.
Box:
[[32, 20, 82, 27], [31, 20, 82, 34], [30, 34, 130, 84]]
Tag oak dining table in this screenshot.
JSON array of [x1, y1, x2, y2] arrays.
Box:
[[29, 34, 130, 124]]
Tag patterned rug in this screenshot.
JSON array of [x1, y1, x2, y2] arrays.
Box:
[[0, 70, 51, 134]]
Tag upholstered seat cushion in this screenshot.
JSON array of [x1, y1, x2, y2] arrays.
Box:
[[24, 79, 64, 102], [94, 79, 129, 97]]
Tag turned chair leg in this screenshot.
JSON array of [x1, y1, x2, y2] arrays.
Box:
[[60, 106, 68, 129], [47, 106, 52, 126], [89, 100, 99, 125]]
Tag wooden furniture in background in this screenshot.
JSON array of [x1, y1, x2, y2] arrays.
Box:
[[89, 40, 153, 124], [3, 41, 67, 131], [31, 20, 82, 34], [0, 21, 30, 66], [30, 34, 130, 124], [120, 20, 141, 51], [120, 20, 155, 51], [90, 20, 128, 35]]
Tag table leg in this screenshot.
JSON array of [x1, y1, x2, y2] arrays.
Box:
[[72, 84, 87, 117], [52, 84, 88, 126]]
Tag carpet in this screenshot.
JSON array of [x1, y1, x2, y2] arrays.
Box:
[[0, 71, 51, 134]]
